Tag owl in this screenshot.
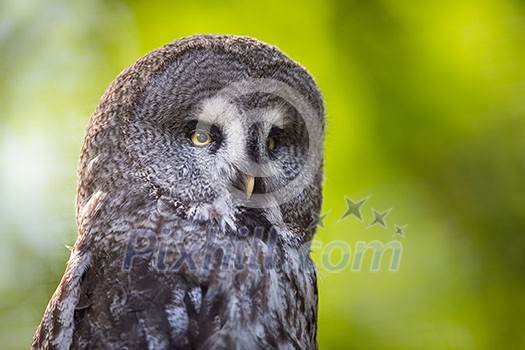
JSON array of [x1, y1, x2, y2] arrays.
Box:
[[32, 34, 325, 350]]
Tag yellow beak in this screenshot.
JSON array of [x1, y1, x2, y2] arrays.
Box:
[[244, 174, 255, 199]]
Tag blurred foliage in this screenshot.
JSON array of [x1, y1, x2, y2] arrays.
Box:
[[1, 0, 524, 349]]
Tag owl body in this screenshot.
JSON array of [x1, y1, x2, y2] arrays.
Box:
[[33, 35, 324, 350]]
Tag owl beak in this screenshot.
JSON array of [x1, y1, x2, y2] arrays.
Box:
[[243, 174, 255, 199]]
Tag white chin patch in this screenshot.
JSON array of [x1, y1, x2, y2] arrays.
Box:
[[188, 196, 237, 231]]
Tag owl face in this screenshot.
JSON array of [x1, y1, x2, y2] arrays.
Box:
[[118, 42, 324, 231], [178, 92, 309, 200], [78, 35, 324, 235]]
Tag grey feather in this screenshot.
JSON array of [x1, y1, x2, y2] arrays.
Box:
[[32, 34, 324, 350]]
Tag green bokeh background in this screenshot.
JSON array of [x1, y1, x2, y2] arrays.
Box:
[[1, 0, 524, 349]]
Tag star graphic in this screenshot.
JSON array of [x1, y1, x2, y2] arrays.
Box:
[[368, 208, 391, 228], [393, 224, 408, 238], [306, 212, 329, 230], [340, 196, 369, 221]]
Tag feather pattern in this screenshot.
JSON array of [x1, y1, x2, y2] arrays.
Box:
[[33, 34, 323, 350]]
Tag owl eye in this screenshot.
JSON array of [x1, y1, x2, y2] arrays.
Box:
[[267, 136, 277, 151], [190, 130, 213, 146]]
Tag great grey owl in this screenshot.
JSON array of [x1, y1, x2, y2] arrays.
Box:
[[33, 34, 325, 350]]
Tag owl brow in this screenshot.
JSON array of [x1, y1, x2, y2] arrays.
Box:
[[268, 113, 297, 132], [187, 108, 227, 128], [186, 118, 211, 129]]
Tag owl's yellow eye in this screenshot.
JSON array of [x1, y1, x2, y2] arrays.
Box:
[[267, 137, 276, 151], [190, 131, 212, 146]]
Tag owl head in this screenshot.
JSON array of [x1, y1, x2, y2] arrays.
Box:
[[77, 34, 324, 241]]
